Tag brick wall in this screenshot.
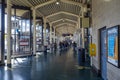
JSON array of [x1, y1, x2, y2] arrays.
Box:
[[92, 0, 120, 80]]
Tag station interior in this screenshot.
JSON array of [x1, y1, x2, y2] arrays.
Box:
[[0, 0, 120, 80]]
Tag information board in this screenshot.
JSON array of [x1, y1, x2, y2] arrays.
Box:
[[107, 26, 119, 66], [0, 33, 1, 61], [89, 43, 96, 56]]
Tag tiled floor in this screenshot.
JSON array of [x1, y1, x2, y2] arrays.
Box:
[[0, 48, 102, 80]]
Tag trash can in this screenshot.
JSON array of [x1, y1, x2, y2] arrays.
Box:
[[78, 48, 85, 66], [44, 46, 47, 54]]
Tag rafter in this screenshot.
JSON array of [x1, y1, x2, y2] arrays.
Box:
[[36, 10, 50, 23], [34, 0, 84, 11], [55, 23, 76, 28], [51, 19, 63, 24], [61, 0, 83, 7], [56, 26, 75, 32], [51, 18, 77, 24], [56, 28, 75, 33], [21, 0, 33, 7], [56, 29, 75, 34], [46, 11, 79, 19], [33, 0, 85, 20], [35, 0, 56, 9], [65, 19, 77, 23], [36, 10, 44, 17]]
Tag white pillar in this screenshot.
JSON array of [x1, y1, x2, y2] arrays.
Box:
[[78, 17, 80, 29], [43, 18, 47, 45], [49, 24, 52, 53], [33, 8, 36, 55], [82, 28, 85, 48], [50, 23, 52, 44], [53, 27, 56, 43], [81, 6, 84, 18], [78, 17, 81, 47], [7, 0, 12, 65]]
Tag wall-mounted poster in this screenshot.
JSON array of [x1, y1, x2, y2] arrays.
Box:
[[107, 25, 120, 67]]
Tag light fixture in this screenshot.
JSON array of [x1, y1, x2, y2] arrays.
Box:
[[56, 0, 60, 5], [104, 0, 111, 2], [62, 19, 65, 22]]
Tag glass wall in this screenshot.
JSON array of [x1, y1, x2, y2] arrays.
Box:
[[4, 9, 31, 55], [19, 19, 30, 54], [46, 28, 50, 45], [36, 24, 42, 51]]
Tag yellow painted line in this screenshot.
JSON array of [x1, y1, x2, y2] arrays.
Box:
[[4, 66, 13, 71], [75, 65, 91, 70], [7, 67, 13, 70]]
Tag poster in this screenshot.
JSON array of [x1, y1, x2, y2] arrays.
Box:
[[0, 33, 1, 61], [107, 26, 118, 66]]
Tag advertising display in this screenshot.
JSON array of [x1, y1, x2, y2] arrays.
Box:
[[19, 35, 30, 52], [19, 38, 29, 46], [107, 25, 120, 67], [0, 32, 2, 61], [0, 5, 1, 61]]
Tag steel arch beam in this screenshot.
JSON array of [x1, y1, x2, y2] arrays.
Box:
[[46, 11, 79, 19], [35, 0, 83, 9], [55, 23, 76, 29], [51, 18, 77, 24]]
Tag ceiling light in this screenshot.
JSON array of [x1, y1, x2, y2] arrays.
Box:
[[56, 2, 59, 5], [56, 0, 60, 5], [104, 0, 111, 2], [62, 19, 65, 22]]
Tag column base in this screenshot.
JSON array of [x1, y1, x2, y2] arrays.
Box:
[[49, 47, 53, 53], [35, 54, 39, 58], [7, 63, 12, 68], [0, 61, 5, 66]]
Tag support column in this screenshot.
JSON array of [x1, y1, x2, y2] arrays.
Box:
[[30, 10, 32, 54], [41, 18, 44, 45], [43, 18, 47, 45], [78, 17, 81, 47], [81, 7, 85, 48], [33, 8, 36, 55], [7, 0, 12, 66], [49, 23, 52, 53], [50, 23, 52, 44], [0, 0, 5, 65], [82, 28, 85, 48], [53, 27, 56, 43], [14, 8, 16, 53], [78, 17, 80, 29]]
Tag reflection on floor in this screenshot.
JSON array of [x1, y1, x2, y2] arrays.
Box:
[[0, 48, 102, 80]]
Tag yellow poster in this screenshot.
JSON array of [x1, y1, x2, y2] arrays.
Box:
[[89, 43, 96, 56]]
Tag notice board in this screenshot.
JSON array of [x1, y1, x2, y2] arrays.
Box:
[[107, 25, 120, 67]]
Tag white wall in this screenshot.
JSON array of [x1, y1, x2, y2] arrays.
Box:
[[92, 0, 120, 80]]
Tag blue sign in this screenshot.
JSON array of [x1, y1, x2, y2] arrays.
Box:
[[108, 35, 115, 57], [107, 26, 118, 66]]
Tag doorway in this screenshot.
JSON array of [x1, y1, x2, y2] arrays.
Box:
[[99, 27, 107, 80]]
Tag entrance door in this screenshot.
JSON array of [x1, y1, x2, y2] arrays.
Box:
[[100, 27, 107, 80]]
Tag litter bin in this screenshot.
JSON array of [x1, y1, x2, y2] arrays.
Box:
[[44, 46, 47, 54], [78, 48, 85, 66]]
